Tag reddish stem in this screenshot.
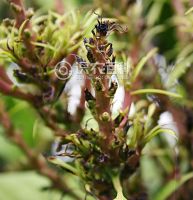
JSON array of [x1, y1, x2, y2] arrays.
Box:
[[74, 76, 90, 123], [54, 0, 65, 14], [0, 78, 35, 102], [0, 105, 80, 200], [8, 0, 37, 60], [8, 0, 26, 28], [171, 0, 186, 44], [119, 89, 132, 128], [0, 66, 13, 84]]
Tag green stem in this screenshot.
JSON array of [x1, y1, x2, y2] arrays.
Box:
[[112, 174, 127, 200]]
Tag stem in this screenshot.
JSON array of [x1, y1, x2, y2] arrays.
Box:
[[38, 108, 69, 137], [8, 0, 26, 28], [119, 89, 132, 128], [171, 0, 186, 44], [95, 81, 113, 150], [112, 174, 127, 200], [8, 0, 37, 61], [73, 77, 89, 124], [90, 44, 114, 151], [0, 78, 36, 103], [0, 102, 80, 200], [54, 0, 64, 14], [0, 66, 13, 84]]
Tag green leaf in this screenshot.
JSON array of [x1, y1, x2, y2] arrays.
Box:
[[8, 101, 37, 147], [144, 103, 156, 134], [143, 25, 166, 46], [81, 109, 99, 131], [141, 156, 163, 196], [48, 156, 78, 175], [166, 54, 193, 88], [18, 19, 29, 40], [0, 171, 92, 200], [147, 103, 156, 119], [131, 89, 182, 98], [143, 127, 178, 145], [154, 172, 193, 200], [185, 7, 193, 15], [0, 50, 17, 62], [131, 48, 158, 83], [32, 118, 54, 152], [0, 171, 52, 200], [0, 129, 23, 162], [32, 42, 57, 51], [147, 2, 164, 26]]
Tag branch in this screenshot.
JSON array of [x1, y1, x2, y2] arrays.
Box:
[[8, 0, 26, 28], [171, 0, 186, 44], [0, 78, 36, 103], [73, 77, 90, 124], [54, 0, 64, 15], [119, 89, 132, 129], [0, 66, 13, 84], [7, 0, 36, 60], [0, 102, 80, 200], [38, 108, 69, 137]]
